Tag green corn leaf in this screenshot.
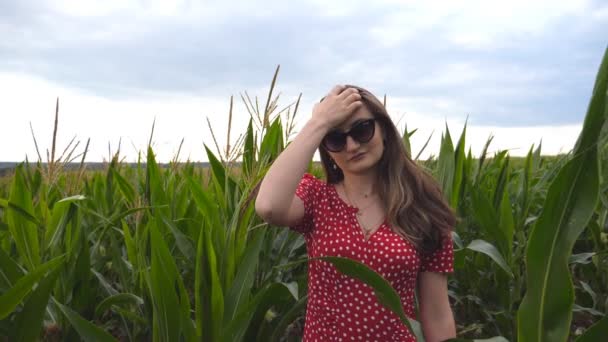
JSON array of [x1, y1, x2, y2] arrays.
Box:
[[470, 188, 504, 251], [437, 124, 455, 203], [187, 175, 227, 266], [112, 306, 148, 327], [195, 228, 206, 339], [106, 206, 152, 228], [569, 252, 596, 265], [517, 46, 607, 342], [243, 118, 255, 177], [475, 135, 494, 183], [492, 156, 510, 210], [451, 121, 467, 209], [53, 298, 117, 342], [145, 146, 167, 214], [242, 282, 299, 341], [0, 247, 23, 291], [204, 224, 224, 339], [94, 293, 144, 318], [269, 295, 308, 342], [0, 199, 40, 227], [516, 145, 535, 230], [187, 176, 222, 229], [161, 216, 195, 260], [68, 227, 93, 314], [278, 256, 416, 334], [234, 184, 258, 262], [466, 239, 513, 277], [0, 255, 64, 319], [148, 219, 182, 342], [204, 144, 229, 195], [195, 223, 225, 342], [112, 167, 136, 205], [575, 315, 608, 342], [222, 281, 294, 342], [451, 231, 464, 250], [12, 266, 61, 342], [91, 269, 118, 297], [45, 197, 83, 252], [414, 130, 434, 161], [224, 228, 265, 323], [57, 195, 86, 203], [497, 188, 515, 262], [319, 256, 416, 333], [106, 157, 117, 212], [402, 124, 413, 157], [259, 117, 284, 164], [519, 132, 599, 342], [121, 220, 137, 272], [6, 165, 40, 270]]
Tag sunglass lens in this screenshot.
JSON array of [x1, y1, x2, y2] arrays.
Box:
[[323, 132, 346, 152], [351, 120, 375, 143]]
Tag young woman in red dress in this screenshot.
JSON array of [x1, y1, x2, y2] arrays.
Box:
[[255, 85, 457, 341]]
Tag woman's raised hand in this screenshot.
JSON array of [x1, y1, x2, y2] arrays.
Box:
[[311, 85, 362, 130]]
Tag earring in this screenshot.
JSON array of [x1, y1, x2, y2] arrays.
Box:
[[329, 158, 337, 170]]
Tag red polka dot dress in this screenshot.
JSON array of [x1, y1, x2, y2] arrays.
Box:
[[290, 173, 454, 342]]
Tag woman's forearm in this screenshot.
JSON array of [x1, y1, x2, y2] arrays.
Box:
[[421, 310, 456, 342], [255, 117, 329, 221]]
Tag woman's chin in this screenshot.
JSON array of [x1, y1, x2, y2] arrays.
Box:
[[344, 158, 378, 175]]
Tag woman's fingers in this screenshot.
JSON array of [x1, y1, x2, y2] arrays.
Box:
[[346, 100, 363, 113], [338, 87, 359, 100], [312, 86, 362, 128], [345, 92, 361, 104], [329, 84, 345, 96]]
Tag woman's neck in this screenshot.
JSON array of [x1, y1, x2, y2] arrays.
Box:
[[342, 170, 379, 198]]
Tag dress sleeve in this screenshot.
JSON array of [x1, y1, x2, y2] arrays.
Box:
[[289, 173, 321, 235], [419, 232, 454, 273]]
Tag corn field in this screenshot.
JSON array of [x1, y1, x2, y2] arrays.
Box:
[[1, 48, 607, 342]]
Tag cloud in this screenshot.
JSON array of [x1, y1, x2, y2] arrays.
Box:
[[0, 0, 606, 161], [0, 70, 585, 163], [0, 71, 249, 162]]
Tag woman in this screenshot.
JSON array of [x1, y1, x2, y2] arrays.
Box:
[[255, 85, 457, 341]]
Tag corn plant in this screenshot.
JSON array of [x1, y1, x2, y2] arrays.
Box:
[[1, 48, 607, 342]]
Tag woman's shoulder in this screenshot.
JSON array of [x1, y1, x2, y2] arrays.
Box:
[[301, 172, 330, 188], [297, 173, 335, 202]]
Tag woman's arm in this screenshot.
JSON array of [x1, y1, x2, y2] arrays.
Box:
[[255, 117, 329, 226], [255, 85, 361, 226], [417, 272, 456, 342]]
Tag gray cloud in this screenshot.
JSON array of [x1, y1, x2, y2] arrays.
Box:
[[1, 0, 606, 126]]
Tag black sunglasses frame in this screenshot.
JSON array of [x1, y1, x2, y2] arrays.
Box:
[[321, 118, 377, 152]]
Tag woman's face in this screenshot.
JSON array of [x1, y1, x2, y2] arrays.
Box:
[[326, 105, 385, 175]]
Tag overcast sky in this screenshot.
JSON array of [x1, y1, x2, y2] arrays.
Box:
[[1, 0, 607, 162]]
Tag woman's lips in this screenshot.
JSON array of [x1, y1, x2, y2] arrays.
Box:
[[349, 152, 366, 161]]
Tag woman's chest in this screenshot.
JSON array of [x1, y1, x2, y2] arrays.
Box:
[[308, 212, 421, 280]]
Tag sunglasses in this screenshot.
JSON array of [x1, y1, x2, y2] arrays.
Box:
[[322, 118, 377, 152]]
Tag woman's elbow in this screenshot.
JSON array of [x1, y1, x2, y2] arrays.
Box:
[[255, 197, 274, 222]]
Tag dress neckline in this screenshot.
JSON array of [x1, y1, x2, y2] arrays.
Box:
[[329, 183, 358, 212], [329, 183, 386, 241]]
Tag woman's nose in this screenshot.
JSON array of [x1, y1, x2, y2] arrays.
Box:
[[345, 136, 361, 152]]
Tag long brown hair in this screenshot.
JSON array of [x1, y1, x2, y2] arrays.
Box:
[[319, 85, 456, 254]]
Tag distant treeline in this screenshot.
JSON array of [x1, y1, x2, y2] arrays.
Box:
[[0, 162, 212, 177]]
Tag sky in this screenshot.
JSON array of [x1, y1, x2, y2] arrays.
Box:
[[1, 0, 607, 162]]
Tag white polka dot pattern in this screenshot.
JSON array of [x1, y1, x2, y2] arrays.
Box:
[[291, 173, 319, 234], [289, 173, 454, 341]]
